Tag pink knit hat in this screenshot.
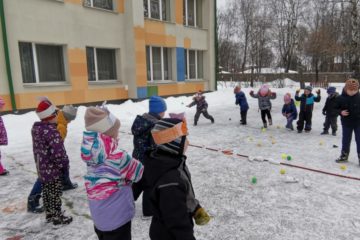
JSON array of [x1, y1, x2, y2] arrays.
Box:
[[259, 85, 270, 96], [84, 107, 121, 138], [0, 97, 5, 108], [284, 93, 292, 104]]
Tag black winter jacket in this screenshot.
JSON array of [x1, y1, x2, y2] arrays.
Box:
[[323, 93, 339, 117], [336, 91, 360, 127]]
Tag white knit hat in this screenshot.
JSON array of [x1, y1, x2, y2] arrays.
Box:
[[84, 107, 120, 138]]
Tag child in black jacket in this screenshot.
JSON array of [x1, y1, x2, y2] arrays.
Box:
[[321, 87, 339, 136], [187, 91, 214, 126]]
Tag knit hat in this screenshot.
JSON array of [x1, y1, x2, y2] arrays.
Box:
[[284, 93, 292, 104], [259, 85, 270, 96], [84, 107, 121, 138], [327, 87, 336, 94], [62, 105, 78, 121], [151, 118, 188, 155], [234, 86, 240, 94], [36, 97, 57, 121], [149, 96, 167, 114], [0, 97, 5, 108], [305, 86, 313, 92], [169, 112, 185, 121], [345, 79, 359, 91]]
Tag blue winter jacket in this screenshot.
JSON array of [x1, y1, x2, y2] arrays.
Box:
[[295, 93, 321, 112], [282, 99, 298, 120], [235, 92, 249, 112]]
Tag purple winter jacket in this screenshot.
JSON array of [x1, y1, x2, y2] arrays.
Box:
[[31, 121, 69, 183], [0, 116, 8, 146]]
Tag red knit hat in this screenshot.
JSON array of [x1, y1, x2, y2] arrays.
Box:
[[36, 97, 57, 121]]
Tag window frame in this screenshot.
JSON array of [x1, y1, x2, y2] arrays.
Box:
[[144, 0, 169, 21], [184, 0, 200, 27], [19, 42, 66, 84], [185, 49, 203, 81], [84, 0, 114, 11], [146, 46, 173, 82], [86, 47, 118, 82]]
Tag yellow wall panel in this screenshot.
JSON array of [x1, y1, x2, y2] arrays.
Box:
[[117, 0, 125, 13], [158, 82, 204, 96], [184, 38, 191, 48], [0, 95, 12, 112], [175, 0, 184, 25], [144, 20, 166, 34], [64, 0, 82, 4], [68, 49, 87, 63]]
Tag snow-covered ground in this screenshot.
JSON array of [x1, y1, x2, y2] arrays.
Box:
[[1, 81, 360, 240]]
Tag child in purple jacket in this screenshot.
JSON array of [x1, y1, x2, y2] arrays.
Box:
[[0, 97, 9, 176], [32, 98, 72, 225]]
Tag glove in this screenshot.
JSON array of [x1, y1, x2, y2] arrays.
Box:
[[322, 110, 326, 116], [296, 89, 300, 94], [250, 90, 254, 95], [316, 89, 321, 95], [193, 207, 210, 226]]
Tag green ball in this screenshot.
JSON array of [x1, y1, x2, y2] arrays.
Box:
[[251, 177, 257, 184], [287, 156, 292, 161]]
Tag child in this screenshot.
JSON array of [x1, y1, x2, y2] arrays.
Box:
[[131, 96, 166, 218], [282, 93, 298, 131], [57, 105, 78, 190], [145, 116, 210, 240], [0, 97, 9, 176], [187, 91, 214, 126], [32, 98, 72, 225], [27, 104, 78, 213], [295, 86, 321, 133], [250, 84, 277, 128], [234, 86, 249, 125], [81, 106, 144, 240], [335, 79, 360, 164], [321, 87, 339, 136]]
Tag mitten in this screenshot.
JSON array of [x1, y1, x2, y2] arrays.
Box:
[[295, 89, 300, 94], [316, 89, 321, 95], [193, 207, 210, 225]]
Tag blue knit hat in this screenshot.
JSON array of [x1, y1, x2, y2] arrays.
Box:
[[149, 96, 167, 114], [327, 87, 336, 94]]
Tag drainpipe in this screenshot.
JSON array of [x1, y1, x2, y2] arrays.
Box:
[[0, 0, 17, 112], [214, 0, 218, 91]]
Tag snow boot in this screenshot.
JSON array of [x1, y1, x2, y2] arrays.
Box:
[[263, 122, 267, 129], [297, 130, 302, 133], [211, 117, 215, 124], [335, 152, 349, 163], [51, 211, 73, 225], [332, 131, 336, 136], [27, 194, 44, 213], [358, 154, 360, 166], [320, 131, 329, 135], [62, 182, 78, 191], [268, 119, 273, 126], [194, 121, 197, 126], [0, 169, 9, 176]]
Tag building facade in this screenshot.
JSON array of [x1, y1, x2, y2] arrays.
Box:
[[0, 0, 216, 111]]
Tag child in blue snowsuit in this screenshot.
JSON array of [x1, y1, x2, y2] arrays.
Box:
[[282, 93, 298, 130], [234, 86, 249, 125]]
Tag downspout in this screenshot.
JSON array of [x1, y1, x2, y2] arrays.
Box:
[[0, 0, 17, 112], [214, 0, 218, 91]]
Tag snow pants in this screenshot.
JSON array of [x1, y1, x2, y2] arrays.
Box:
[[341, 125, 360, 154], [95, 221, 131, 240], [240, 110, 248, 124], [261, 109, 272, 124], [42, 179, 63, 218], [297, 111, 312, 132], [323, 116, 338, 133], [194, 109, 214, 125]]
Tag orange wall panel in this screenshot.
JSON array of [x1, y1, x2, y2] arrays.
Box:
[[175, 0, 184, 25], [184, 38, 191, 48], [64, 0, 82, 4], [144, 20, 166, 34], [117, 0, 125, 13], [158, 82, 204, 96]]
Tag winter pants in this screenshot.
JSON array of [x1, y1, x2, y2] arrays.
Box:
[[297, 111, 312, 131], [240, 110, 248, 124], [286, 117, 295, 130], [341, 125, 360, 154], [132, 177, 153, 217], [0, 150, 5, 174], [95, 221, 131, 240], [42, 179, 63, 218], [29, 178, 42, 197], [323, 116, 338, 133], [194, 109, 214, 124], [261, 109, 272, 124]]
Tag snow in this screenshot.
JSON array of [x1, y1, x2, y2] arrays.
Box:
[[243, 67, 298, 74], [1, 82, 360, 240]]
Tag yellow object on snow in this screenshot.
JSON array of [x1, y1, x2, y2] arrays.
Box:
[[57, 110, 69, 141], [194, 207, 211, 226], [280, 169, 286, 175]]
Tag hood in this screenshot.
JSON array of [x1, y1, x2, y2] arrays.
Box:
[[57, 110, 68, 126], [145, 148, 185, 186], [81, 131, 119, 166], [329, 92, 339, 99], [131, 113, 160, 137]]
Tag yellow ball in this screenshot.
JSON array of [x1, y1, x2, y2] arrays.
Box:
[[276, 125, 281, 129], [340, 165, 347, 170], [262, 128, 267, 133], [272, 140, 276, 145], [257, 142, 262, 147], [281, 154, 287, 160], [280, 169, 286, 175], [319, 140, 324, 146]]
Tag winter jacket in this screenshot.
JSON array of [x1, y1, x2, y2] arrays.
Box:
[[235, 91, 249, 112], [322, 93, 340, 117], [335, 91, 360, 127], [0, 116, 8, 146], [131, 113, 161, 162], [57, 110, 69, 141], [250, 91, 277, 110], [295, 93, 321, 112], [31, 121, 69, 183], [144, 148, 198, 240], [81, 131, 144, 231], [188, 96, 208, 112], [282, 99, 298, 120]]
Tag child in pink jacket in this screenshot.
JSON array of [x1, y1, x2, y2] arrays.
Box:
[[0, 97, 9, 176]]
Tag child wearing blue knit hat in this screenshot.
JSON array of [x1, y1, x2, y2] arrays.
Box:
[[131, 95, 167, 218]]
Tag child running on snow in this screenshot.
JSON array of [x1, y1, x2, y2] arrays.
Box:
[[321, 87, 339, 136], [32, 98, 72, 225], [81, 106, 143, 240], [131, 96, 166, 218], [334, 79, 360, 165], [234, 86, 249, 125], [0, 97, 9, 176], [295, 86, 321, 133], [187, 90, 214, 126], [282, 93, 298, 131], [250, 84, 277, 128], [145, 115, 210, 240]]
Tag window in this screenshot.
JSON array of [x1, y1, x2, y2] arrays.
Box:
[[146, 46, 172, 82], [84, 0, 113, 11], [183, 0, 202, 27], [19, 42, 65, 84], [86, 47, 117, 81], [143, 0, 170, 21], [185, 49, 203, 80]]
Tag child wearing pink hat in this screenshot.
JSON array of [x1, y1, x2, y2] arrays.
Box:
[[250, 85, 277, 128], [0, 97, 9, 176], [282, 93, 298, 130]]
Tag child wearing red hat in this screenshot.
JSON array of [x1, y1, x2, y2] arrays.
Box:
[[0, 97, 9, 176]]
